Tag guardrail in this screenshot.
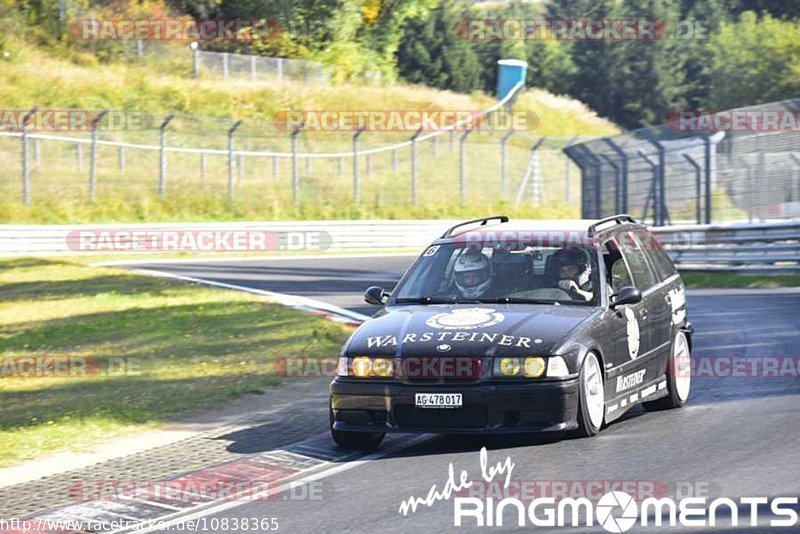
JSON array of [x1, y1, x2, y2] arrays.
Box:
[[1, 219, 798, 273], [656, 219, 800, 272]]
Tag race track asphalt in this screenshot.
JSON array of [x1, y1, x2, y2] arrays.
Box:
[[126, 255, 800, 533]]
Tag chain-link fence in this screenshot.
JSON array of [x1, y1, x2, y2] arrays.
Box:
[[566, 98, 800, 225], [0, 87, 588, 217], [193, 50, 330, 84]]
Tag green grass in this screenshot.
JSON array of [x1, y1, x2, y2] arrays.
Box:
[[681, 272, 800, 288], [0, 40, 618, 223], [0, 257, 351, 466]]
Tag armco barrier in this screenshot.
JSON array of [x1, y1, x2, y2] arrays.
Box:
[[1, 219, 798, 272]]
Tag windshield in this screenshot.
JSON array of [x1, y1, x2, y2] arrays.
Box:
[[393, 241, 600, 306]]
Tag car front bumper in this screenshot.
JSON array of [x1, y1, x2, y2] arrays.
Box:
[[330, 377, 580, 434]]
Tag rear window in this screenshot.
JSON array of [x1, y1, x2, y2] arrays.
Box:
[[617, 231, 657, 291], [635, 230, 678, 281]]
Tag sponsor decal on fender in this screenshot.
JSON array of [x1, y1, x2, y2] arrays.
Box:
[[616, 369, 646, 392], [624, 308, 640, 359]]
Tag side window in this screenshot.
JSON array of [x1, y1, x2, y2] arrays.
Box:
[[617, 231, 657, 291], [634, 230, 677, 281], [603, 240, 633, 293]]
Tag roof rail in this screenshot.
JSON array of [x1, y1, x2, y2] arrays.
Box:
[[587, 214, 637, 236], [441, 216, 509, 238]]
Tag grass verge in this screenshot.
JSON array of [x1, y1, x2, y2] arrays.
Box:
[[681, 272, 800, 288], [0, 257, 351, 467]]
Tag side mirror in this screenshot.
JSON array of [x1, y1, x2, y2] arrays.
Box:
[[611, 286, 642, 308], [364, 286, 388, 305]]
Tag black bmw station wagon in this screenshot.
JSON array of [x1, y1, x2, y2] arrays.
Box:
[[330, 215, 692, 450]]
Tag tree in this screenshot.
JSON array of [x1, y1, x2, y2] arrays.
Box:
[[396, 0, 482, 92]]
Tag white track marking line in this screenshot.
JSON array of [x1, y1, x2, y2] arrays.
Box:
[[91, 252, 418, 267], [107, 433, 434, 534], [128, 268, 370, 324]]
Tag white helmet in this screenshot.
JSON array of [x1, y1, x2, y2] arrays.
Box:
[[454, 251, 492, 299]]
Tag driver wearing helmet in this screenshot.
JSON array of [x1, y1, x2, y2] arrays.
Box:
[[453, 250, 492, 299], [550, 249, 593, 301]]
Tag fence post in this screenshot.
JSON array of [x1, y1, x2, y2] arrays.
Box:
[[227, 120, 242, 200], [158, 114, 174, 199], [702, 134, 720, 224], [118, 147, 126, 170], [514, 138, 546, 207], [89, 109, 109, 201], [600, 155, 621, 214], [272, 156, 278, 179], [682, 154, 702, 224], [353, 126, 366, 203], [192, 44, 200, 77], [563, 136, 578, 203], [250, 55, 257, 82], [76, 143, 83, 171], [277, 58, 283, 83], [643, 136, 668, 226], [392, 149, 398, 172], [603, 139, 629, 213], [410, 128, 423, 205], [222, 52, 229, 78], [34, 139, 41, 168], [500, 130, 514, 200], [431, 135, 438, 157], [291, 125, 302, 207], [789, 154, 800, 204], [20, 107, 36, 205], [637, 150, 659, 224], [459, 129, 472, 207], [738, 157, 754, 222]]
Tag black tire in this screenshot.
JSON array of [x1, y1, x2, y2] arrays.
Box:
[[643, 331, 691, 411], [329, 407, 385, 451], [575, 352, 604, 437]]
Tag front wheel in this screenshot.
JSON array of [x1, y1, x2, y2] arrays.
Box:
[[575, 352, 604, 437], [329, 406, 385, 451], [644, 330, 691, 411]]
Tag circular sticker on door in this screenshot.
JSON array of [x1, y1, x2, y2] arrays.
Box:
[[624, 307, 640, 359], [426, 308, 505, 330]]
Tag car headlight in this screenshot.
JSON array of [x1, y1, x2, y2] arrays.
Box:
[[546, 356, 570, 378], [351, 356, 372, 378], [341, 357, 394, 378], [371, 357, 394, 377], [493, 357, 546, 378], [523, 357, 546, 378]]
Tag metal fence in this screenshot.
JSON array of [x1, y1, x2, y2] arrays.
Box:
[[0, 84, 588, 213], [192, 49, 330, 84], [565, 98, 800, 225]]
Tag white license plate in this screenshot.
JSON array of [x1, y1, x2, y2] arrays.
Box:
[[415, 393, 462, 409]]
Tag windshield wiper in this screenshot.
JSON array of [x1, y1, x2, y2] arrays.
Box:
[[478, 297, 559, 305], [394, 296, 457, 305]]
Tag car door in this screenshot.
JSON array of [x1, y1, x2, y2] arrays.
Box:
[[602, 237, 652, 367], [632, 230, 675, 357], [616, 230, 664, 380]]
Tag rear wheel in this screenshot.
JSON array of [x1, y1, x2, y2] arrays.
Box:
[[576, 352, 604, 437], [644, 330, 691, 410], [329, 406, 385, 451]]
